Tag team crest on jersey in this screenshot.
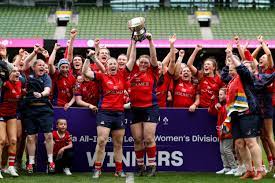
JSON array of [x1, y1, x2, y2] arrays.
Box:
[[107, 81, 113, 85]]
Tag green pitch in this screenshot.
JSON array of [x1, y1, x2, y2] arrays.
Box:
[[0, 172, 274, 183]]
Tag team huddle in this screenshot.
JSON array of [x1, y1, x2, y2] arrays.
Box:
[[0, 29, 274, 180]]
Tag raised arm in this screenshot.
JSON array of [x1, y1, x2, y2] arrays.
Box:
[[146, 33, 158, 67], [126, 40, 136, 71], [234, 35, 245, 61], [67, 28, 77, 63], [187, 45, 202, 75], [82, 56, 95, 80], [167, 34, 176, 75], [94, 38, 100, 56], [13, 48, 24, 67], [23, 44, 41, 71], [252, 44, 262, 61], [48, 43, 61, 75], [258, 35, 274, 68], [87, 49, 106, 73], [126, 40, 132, 61], [174, 50, 185, 80]]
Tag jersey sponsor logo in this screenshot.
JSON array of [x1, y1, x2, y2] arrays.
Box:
[[131, 81, 149, 87], [100, 121, 105, 125], [105, 90, 124, 95], [174, 91, 193, 98]]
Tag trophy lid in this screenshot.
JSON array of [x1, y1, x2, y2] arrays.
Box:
[[128, 17, 145, 29]]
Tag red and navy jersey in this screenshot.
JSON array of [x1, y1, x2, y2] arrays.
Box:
[[208, 101, 231, 140], [74, 80, 99, 106], [0, 80, 22, 117], [129, 65, 159, 108], [94, 69, 129, 111], [51, 71, 76, 106], [53, 130, 72, 156], [156, 72, 172, 107], [173, 79, 197, 107], [197, 72, 224, 108]]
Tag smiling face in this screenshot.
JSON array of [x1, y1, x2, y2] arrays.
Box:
[[181, 66, 192, 81], [9, 66, 20, 82], [106, 58, 118, 75], [203, 59, 216, 76], [259, 54, 268, 68], [138, 56, 150, 72], [117, 54, 127, 69], [98, 48, 110, 65], [59, 64, 70, 76], [33, 60, 46, 77], [73, 56, 83, 70]]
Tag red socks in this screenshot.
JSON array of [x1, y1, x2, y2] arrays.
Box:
[[146, 146, 156, 166], [8, 153, 16, 167], [135, 150, 145, 166], [115, 162, 123, 172], [95, 162, 102, 171]]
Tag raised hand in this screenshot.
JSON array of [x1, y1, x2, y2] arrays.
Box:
[[70, 28, 78, 39], [54, 43, 61, 51], [234, 34, 240, 45], [195, 44, 203, 51], [145, 33, 152, 41], [257, 35, 263, 43], [169, 34, 177, 45], [94, 38, 100, 47]]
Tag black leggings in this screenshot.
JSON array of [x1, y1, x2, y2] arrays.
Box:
[[54, 148, 74, 172]]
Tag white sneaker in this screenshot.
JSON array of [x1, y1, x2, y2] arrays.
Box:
[[63, 168, 72, 176], [234, 165, 246, 176], [262, 165, 268, 174], [92, 169, 101, 179], [225, 168, 237, 175], [7, 166, 19, 177], [216, 168, 230, 174], [273, 173, 275, 178], [0, 171, 3, 179]]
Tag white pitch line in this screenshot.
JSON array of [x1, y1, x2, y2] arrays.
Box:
[[126, 172, 134, 183]]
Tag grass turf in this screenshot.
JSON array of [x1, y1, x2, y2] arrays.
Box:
[[0, 172, 274, 183]]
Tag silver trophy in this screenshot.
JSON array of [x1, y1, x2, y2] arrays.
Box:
[[128, 17, 146, 42]]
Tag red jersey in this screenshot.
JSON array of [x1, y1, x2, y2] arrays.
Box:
[[53, 130, 72, 156], [129, 65, 159, 108], [261, 67, 275, 106], [208, 101, 232, 140], [52, 71, 76, 106], [0, 80, 22, 117], [74, 80, 99, 106], [95, 69, 129, 111], [198, 73, 224, 108], [156, 72, 172, 107], [173, 79, 197, 107], [90, 63, 101, 72]]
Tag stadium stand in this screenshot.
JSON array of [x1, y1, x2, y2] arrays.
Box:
[[65, 7, 201, 39], [0, 6, 55, 39], [212, 8, 275, 39]]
